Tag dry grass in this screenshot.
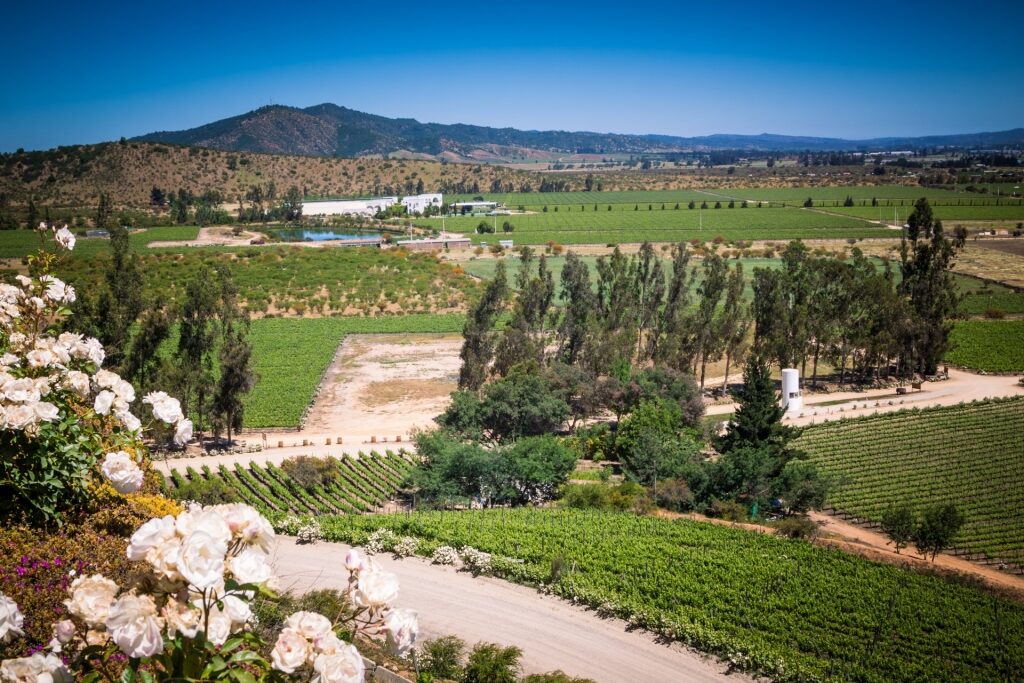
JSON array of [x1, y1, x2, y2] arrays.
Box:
[[357, 378, 455, 408]]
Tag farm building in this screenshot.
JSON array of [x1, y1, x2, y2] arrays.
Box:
[[301, 197, 397, 216], [452, 201, 499, 214], [401, 193, 443, 214], [396, 234, 471, 251]]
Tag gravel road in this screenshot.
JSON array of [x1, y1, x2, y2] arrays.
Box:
[[270, 538, 747, 683]]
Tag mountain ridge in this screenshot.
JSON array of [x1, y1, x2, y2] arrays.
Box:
[[133, 104, 1024, 160]]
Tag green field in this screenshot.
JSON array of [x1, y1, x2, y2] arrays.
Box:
[[798, 398, 1024, 565], [165, 451, 413, 513], [945, 320, 1024, 372], [418, 206, 890, 244], [303, 508, 1024, 683], [830, 205, 1024, 222], [242, 315, 464, 427], [0, 225, 201, 259]]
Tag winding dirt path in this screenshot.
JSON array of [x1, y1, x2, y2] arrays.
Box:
[[270, 537, 749, 683]]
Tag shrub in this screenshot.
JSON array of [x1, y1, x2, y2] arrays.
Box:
[[984, 307, 1006, 319], [280, 455, 339, 490], [523, 673, 596, 683], [420, 635, 466, 680], [297, 518, 323, 544], [431, 545, 460, 566], [708, 498, 748, 522], [774, 516, 819, 539], [460, 547, 493, 574], [365, 528, 398, 554], [463, 642, 521, 683], [394, 536, 419, 558], [654, 478, 695, 512]]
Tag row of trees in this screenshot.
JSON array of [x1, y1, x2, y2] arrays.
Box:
[[71, 223, 255, 443], [751, 199, 965, 381]]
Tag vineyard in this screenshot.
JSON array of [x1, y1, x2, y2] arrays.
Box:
[[945, 320, 1024, 372], [163, 450, 414, 514], [797, 398, 1024, 566], [307, 508, 1024, 683]]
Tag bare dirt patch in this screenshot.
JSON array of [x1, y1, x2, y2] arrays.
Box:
[[300, 333, 462, 440]]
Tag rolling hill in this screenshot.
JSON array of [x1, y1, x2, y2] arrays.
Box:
[[133, 103, 1024, 160]]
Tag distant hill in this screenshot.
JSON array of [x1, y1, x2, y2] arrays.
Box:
[[134, 103, 1024, 160]]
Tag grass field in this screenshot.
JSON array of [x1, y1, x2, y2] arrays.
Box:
[[307, 508, 1024, 683], [0, 226, 200, 259], [242, 315, 465, 427], [945, 320, 1024, 372], [797, 398, 1024, 565], [418, 206, 891, 244]]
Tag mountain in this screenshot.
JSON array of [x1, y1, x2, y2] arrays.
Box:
[[134, 104, 1024, 161]]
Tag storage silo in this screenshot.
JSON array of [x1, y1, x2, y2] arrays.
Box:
[[781, 368, 803, 412]]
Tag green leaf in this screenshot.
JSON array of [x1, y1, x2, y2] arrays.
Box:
[[228, 650, 263, 665], [228, 670, 257, 683]]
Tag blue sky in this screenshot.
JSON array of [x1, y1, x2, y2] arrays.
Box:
[[2, 0, 1022, 151]]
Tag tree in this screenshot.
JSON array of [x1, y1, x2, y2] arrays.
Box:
[[26, 198, 38, 230], [615, 398, 701, 490], [898, 198, 965, 375], [632, 241, 665, 362], [150, 186, 166, 206], [880, 504, 915, 554], [774, 460, 828, 512], [213, 324, 255, 443], [122, 301, 172, 393], [913, 503, 965, 561], [501, 436, 576, 504], [280, 185, 303, 221], [717, 356, 796, 462], [96, 193, 112, 229], [556, 252, 594, 366], [718, 262, 748, 396], [477, 370, 569, 442], [693, 252, 728, 389], [458, 261, 507, 391], [174, 267, 220, 434]]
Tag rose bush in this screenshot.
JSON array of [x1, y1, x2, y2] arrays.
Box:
[[0, 504, 418, 682], [0, 225, 193, 526]]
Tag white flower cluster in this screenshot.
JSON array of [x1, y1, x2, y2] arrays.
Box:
[[364, 528, 398, 555], [431, 545, 460, 566], [0, 593, 25, 642], [459, 547, 493, 573], [0, 651, 71, 682], [392, 536, 418, 558], [297, 519, 323, 544], [0, 229, 193, 489]]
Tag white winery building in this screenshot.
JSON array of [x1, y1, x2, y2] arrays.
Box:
[[401, 193, 443, 214]]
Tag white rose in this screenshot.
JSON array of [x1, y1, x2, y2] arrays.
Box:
[[127, 515, 177, 561], [313, 630, 347, 655], [63, 370, 91, 397], [220, 595, 252, 627], [162, 599, 200, 639], [26, 348, 56, 368], [145, 537, 184, 582], [64, 574, 119, 627], [384, 608, 419, 655], [144, 391, 184, 424], [4, 378, 39, 403], [117, 409, 142, 432], [229, 547, 274, 585], [352, 568, 399, 609], [94, 390, 115, 415], [271, 628, 311, 674], [311, 645, 365, 683], [84, 338, 105, 366], [344, 549, 368, 573], [0, 653, 71, 683], [40, 276, 75, 304], [101, 451, 144, 494], [187, 509, 232, 546], [33, 401, 59, 422], [204, 609, 233, 647], [113, 379, 136, 402], [174, 418, 193, 446], [215, 504, 275, 551], [0, 592, 25, 642], [54, 619, 75, 644], [284, 611, 333, 640], [106, 593, 164, 658], [55, 226, 76, 250], [178, 530, 228, 590], [93, 369, 120, 389], [3, 405, 36, 430]]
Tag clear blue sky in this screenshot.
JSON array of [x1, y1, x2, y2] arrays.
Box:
[[3, 0, 1022, 152]]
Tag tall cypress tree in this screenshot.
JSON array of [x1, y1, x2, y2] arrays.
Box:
[[458, 261, 508, 392], [716, 356, 794, 458]]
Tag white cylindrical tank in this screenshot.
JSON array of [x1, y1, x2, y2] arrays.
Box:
[[781, 368, 803, 412]]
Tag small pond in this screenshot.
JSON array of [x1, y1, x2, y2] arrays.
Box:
[[269, 229, 382, 243]]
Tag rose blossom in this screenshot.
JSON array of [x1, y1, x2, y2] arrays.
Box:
[[0, 592, 25, 642], [101, 451, 144, 494], [162, 599, 201, 639], [64, 574, 119, 627], [311, 644, 365, 683], [284, 611, 333, 640], [344, 548, 368, 573], [177, 530, 228, 590], [215, 503, 274, 550], [33, 401, 59, 422], [271, 627, 311, 674], [54, 226, 76, 250], [127, 515, 177, 561], [0, 652, 72, 683], [106, 593, 164, 658], [229, 546, 274, 585], [144, 391, 184, 424], [63, 370, 90, 397], [94, 390, 115, 415], [352, 568, 399, 609], [204, 609, 233, 647], [384, 608, 419, 655], [54, 619, 75, 644], [174, 418, 193, 445]]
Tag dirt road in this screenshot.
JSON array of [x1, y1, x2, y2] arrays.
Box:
[[270, 538, 747, 683]]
